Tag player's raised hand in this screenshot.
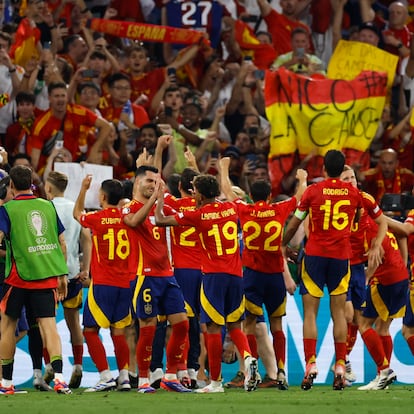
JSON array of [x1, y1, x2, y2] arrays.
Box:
[[81, 174, 93, 191]]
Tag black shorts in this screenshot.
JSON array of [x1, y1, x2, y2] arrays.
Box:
[[1, 284, 57, 319]]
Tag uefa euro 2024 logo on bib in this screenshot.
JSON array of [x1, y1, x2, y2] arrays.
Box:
[[27, 210, 48, 244]]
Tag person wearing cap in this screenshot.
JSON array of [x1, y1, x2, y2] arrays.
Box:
[[359, 21, 381, 47]]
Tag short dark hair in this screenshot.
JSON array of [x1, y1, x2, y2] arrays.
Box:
[[63, 34, 83, 53], [9, 165, 32, 191], [77, 81, 101, 96], [46, 171, 68, 193], [291, 27, 309, 39], [250, 180, 271, 202], [89, 50, 107, 61], [324, 150, 345, 178], [108, 72, 131, 88], [101, 179, 124, 205], [48, 81, 67, 95], [193, 174, 220, 199], [0, 32, 12, 47], [16, 91, 36, 105], [135, 165, 159, 177], [180, 168, 199, 194]]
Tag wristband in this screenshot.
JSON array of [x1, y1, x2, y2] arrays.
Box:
[[177, 124, 185, 131], [49, 25, 57, 29], [8, 67, 16, 73], [397, 42, 403, 49], [23, 73, 31, 78]]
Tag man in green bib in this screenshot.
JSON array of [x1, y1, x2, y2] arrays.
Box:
[[0, 165, 71, 395]]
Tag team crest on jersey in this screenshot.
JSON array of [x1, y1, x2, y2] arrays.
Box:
[[28, 210, 48, 243], [144, 302, 152, 315]]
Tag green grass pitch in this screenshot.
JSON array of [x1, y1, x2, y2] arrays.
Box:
[[2, 385, 414, 414]]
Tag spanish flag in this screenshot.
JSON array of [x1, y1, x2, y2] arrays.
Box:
[[233, 20, 277, 69], [265, 68, 388, 159], [9, 18, 41, 67], [265, 68, 388, 194]]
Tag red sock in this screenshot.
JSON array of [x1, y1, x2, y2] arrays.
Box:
[[72, 344, 83, 366], [247, 334, 258, 359], [83, 330, 109, 372], [177, 334, 190, 371], [206, 333, 222, 381], [272, 330, 286, 371], [165, 320, 189, 374], [111, 334, 129, 371], [407, 335, 414, 356], [303, 338, 317, 364], [334, 342, 347, 366], [346, 323, 359, 355], [229, 328, 251, 360], [380, 335, 393, 364], [136, 325, 156, 379], [43, 348, 50, 365], [361, 328, 388, 371]]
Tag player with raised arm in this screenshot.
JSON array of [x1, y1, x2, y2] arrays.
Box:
[[122, 163, 190, 394], [155, 173, 259, 394], [73, 176, 133, 392], [339, 166, 388, 385], [220, 156, 308, 390], [282, 150, 364, 391]]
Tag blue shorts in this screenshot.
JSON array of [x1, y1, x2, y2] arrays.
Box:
[[243, 267, 286, 318], [83, 283, 132, 329], [129, 277, 137, 319], [300, 255, 350, 297], [346, 263, 367, 310], [62, 279, 83, 309], [174, 268, 202, 317], [363, 279, 409, 321], [200, 273, 245, 326], [403, 283, 414, 327], [132, 275, 185, 319]]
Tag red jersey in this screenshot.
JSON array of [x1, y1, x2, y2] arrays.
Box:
[[363, 167, 414, 203], [99, 100, 149, 128], [264, 9, 313, 55], [164, 194, 201, 270], [121, 200, 173, 277], [349, 191, 383, 265], [29, 104, 98, 170], [297, 178, 363, 259], [366, 222, 408, 286], [80, 208, 133, 288], [236, 197, 297, 273], [175, 201, 242, 277], [127, 68, 166, 111], [405, 209, 414, 278]]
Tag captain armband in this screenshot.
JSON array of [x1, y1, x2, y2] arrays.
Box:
[[294, 209, 308, 221]]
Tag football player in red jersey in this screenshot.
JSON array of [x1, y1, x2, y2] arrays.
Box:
[[122, 165, 190, 394], [385, 207, 414, 360], [339, 165, 388, 385], [73, 176, 133, 392], [220, 156, 307, 389], [282, 150, 366, 391], [155, 173, 259, 393]]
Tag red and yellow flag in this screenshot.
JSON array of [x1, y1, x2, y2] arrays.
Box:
[[265, 68, 388, 158], [9, 18, 41, 67], [87, 19, 207, 45], [233, 20, 277, 69]]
